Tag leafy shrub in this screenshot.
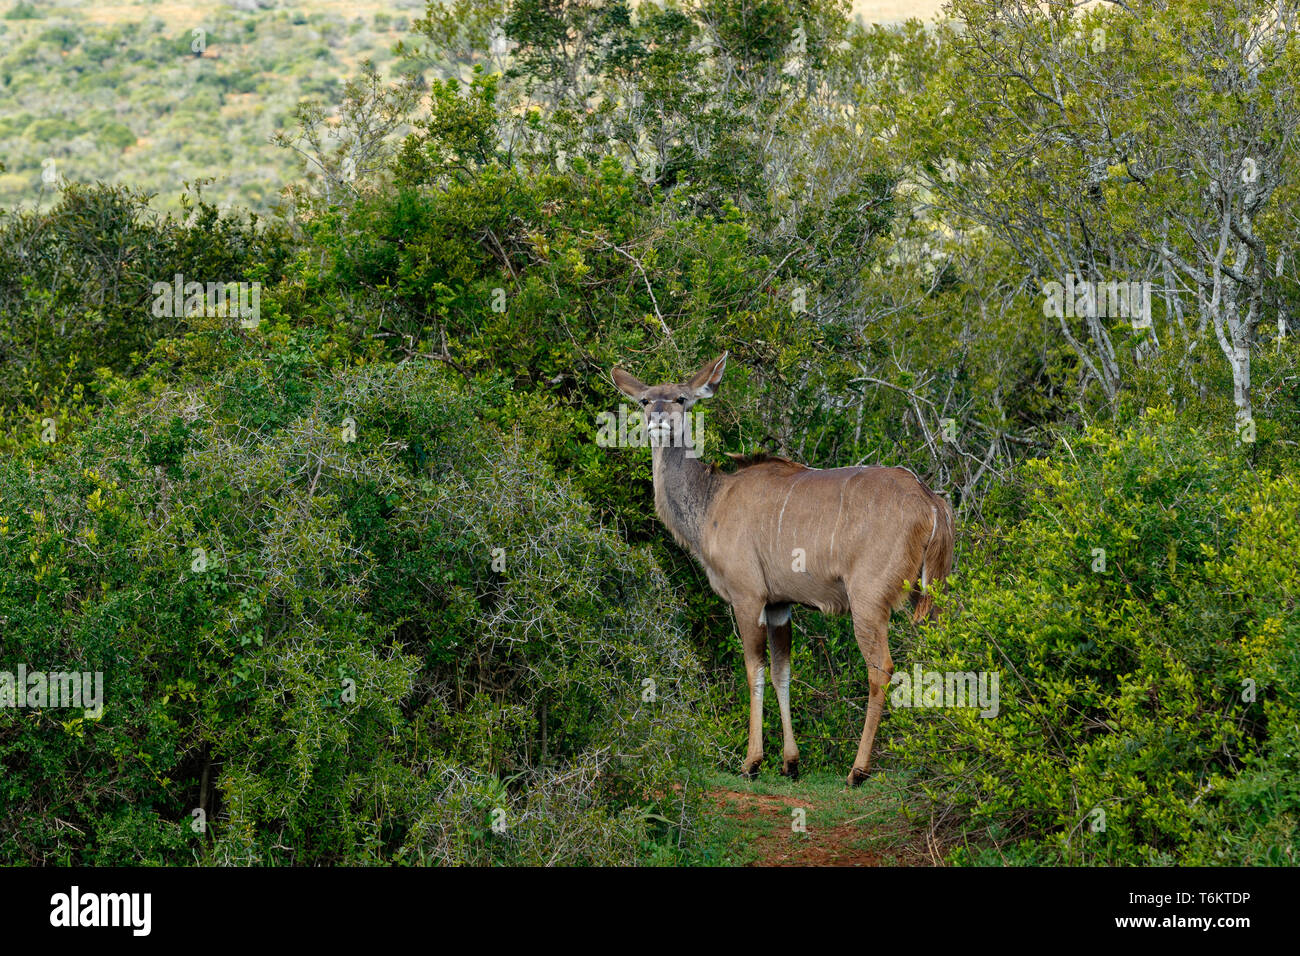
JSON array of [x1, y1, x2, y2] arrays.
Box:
[[97, 121, 136, 151], [0, 183, 291, 438], [3, 2, 42, 20], [0, 333, 710, 864], [888, 406, 1300, 864]]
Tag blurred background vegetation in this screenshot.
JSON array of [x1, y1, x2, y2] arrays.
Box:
[[0, 0, 429, 212], [0, 0, 1297, 866]]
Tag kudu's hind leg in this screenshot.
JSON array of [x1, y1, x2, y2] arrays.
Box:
[[765, 605, 799, 780], [736, 604, 768, 779], [848, 604, 894, 787]]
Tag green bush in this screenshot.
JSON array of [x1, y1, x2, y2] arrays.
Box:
[[97, 121, 136, 151], [0, 183, 291, 441], [0, 331, 710, 864], [888, 406, 1300, 864], [23, 116, 81, 142], [3, 2, 42, 20]]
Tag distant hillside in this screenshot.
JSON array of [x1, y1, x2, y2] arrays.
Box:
[[0, 1, 947, 214], [45, 0, 946, 28], [0, 1, 426, 213]]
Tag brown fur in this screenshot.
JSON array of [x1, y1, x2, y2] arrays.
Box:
[[718, 451, 802, 471], [612, 354, 956, 785]]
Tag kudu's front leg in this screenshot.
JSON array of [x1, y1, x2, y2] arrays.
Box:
[[736, 604, 767, 779]]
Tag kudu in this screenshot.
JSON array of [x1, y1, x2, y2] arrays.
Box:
[[612, 353, 954, 786]]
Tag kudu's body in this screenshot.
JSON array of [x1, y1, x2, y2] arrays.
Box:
[[613, 354, 954, 785]]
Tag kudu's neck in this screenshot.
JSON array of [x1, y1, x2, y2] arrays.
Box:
[[651, 443, 717, 556]]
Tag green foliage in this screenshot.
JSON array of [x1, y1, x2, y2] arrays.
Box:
[[96, 121, 136, 152], [3, 2, 41, 20], [890, 407, 1300, 864], [0, 338, 711, 865], [902, 0, 1299, 421], [0, 183, 290, 446]]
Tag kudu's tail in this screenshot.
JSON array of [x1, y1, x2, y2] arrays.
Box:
[[911, 494, 955, 623]]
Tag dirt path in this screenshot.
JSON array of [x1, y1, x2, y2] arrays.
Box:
[[709, 777, 937, 867]]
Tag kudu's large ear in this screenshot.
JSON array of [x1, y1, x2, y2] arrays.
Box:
[[611, 366, 647, 399], [687, 352, 728, 400]]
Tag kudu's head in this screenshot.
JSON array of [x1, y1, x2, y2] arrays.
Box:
[[611, 353, 728, 448]]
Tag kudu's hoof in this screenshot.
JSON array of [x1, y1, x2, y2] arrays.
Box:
[[781, 759, 799, 781], [847, 766, 870, 788], [740, 760, 761, 780]]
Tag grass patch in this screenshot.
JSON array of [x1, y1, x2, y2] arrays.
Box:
[[692, 770, 934, 867]]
